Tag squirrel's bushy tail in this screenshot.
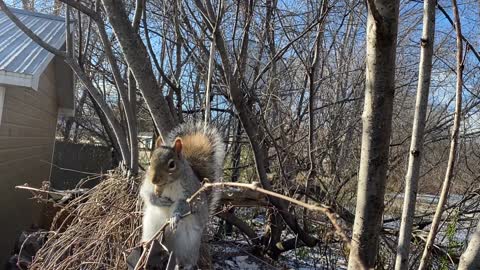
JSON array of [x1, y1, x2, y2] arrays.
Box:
[[166, 122, 225, 212]]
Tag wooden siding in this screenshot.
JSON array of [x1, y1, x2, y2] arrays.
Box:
[[0, 61, 58, 263]]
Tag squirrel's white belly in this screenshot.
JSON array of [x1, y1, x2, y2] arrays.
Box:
[[140, 180, 188, 241], [141, 204, 170, 241], [142, 203, 205, 266], [140, 177, 207, 267]]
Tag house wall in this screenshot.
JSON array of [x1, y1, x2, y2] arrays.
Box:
[[0, 62, 58, 264]]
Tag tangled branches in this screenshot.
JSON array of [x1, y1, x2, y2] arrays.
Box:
[[29, 171, 142, 270]]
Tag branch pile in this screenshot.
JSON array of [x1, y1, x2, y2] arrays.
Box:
[[30, 170, 141, 270]]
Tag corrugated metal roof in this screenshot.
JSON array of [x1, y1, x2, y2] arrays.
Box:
[[0, 8, 66, 76]]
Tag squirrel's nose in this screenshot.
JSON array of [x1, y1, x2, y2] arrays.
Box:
[[148, 171, 161, 184], [151, 175, 161, 184]]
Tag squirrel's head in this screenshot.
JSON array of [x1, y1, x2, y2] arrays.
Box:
[[147, 137, 186, 187]]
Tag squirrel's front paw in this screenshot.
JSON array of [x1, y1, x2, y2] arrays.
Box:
[[149, 194, 173, 207], [168, 213, 181, 231]]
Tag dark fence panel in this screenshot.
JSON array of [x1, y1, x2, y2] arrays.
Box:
[[50, 141, 113, 190]]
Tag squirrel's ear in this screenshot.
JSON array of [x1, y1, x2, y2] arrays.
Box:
[[173, 138, 183, 154], [154, 136, 164, 149]]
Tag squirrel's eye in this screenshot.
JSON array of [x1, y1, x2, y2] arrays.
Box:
[[168, 159, 176, 170]]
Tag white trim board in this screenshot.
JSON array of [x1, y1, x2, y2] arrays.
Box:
[[0, 70, 34, 89], [0, 86, 5, 124]]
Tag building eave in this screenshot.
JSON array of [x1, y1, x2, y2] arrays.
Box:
[[0, 70, 36, 89]]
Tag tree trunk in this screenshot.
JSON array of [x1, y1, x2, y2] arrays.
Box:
[[225, 119, 243, 236], [458, 220, 480, 270], [394, 1, 436, 269], [417, 0, 463, 268], [128, 72, 139, 175], [347, 1, 400, 269], [126, 0, 143, 175]]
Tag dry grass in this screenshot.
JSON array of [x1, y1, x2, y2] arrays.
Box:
[[30, 170, 142, 270]]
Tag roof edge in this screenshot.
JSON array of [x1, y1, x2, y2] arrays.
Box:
[[0, 70, 34, 89], [7, 7, 67, 22]]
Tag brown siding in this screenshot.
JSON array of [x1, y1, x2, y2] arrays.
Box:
[[0, 61, 58, 263]]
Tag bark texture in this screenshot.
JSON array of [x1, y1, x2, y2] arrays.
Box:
[[458, 220, 480, 270], [347, 0, 400, 269]]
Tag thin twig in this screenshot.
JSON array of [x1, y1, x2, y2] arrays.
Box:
[[15, 185, 71, 197]]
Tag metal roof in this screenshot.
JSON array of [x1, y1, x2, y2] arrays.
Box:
[[0, 7, 67, 90]]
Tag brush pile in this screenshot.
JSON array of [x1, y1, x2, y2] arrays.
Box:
[[29, 170, 142, 270]]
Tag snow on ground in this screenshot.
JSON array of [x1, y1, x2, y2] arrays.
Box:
[[211, 241, 347, 269]]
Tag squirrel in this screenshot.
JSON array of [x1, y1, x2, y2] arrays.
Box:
[[140, 122, 225, 269]]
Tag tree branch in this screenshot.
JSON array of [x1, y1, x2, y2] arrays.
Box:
[[101, 0, 176, 137], [57, 0, 100, 21], [366, 0, 383, 24], [437, 2, 480, 63], [188, 182, 352, 249]]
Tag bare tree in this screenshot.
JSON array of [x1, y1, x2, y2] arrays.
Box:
[[417, 0, 464, 268], [394, 0, 436, 269], [347, 0, 400, 269]]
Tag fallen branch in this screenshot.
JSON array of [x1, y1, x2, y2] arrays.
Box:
[[187, 181, 352, 248]]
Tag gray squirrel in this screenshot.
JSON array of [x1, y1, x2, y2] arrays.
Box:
[[140, 122, 225, 269]]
